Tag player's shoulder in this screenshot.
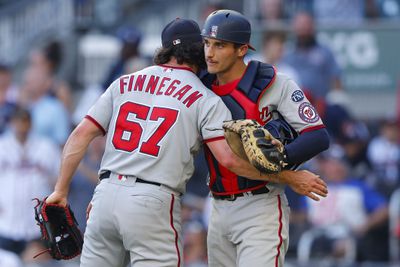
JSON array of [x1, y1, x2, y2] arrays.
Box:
[[274, 71, 293, 84], [137, 65, 159, 74], [266, 65, 299, 92], [122, 65, 158, 77], [250, 60, 294, 84]]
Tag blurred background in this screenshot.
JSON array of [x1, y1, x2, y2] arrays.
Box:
[[0, 0, 399, 266]]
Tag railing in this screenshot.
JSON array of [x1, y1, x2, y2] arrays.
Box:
[[0, 0, 74, 65], [297, 226, 357, 266]]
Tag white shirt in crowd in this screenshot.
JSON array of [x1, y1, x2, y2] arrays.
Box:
[[0, 133, 60, 240]]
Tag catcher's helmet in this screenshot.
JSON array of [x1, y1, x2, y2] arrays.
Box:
[[264, 118, 300, 170], [201, 9, 255, 50]]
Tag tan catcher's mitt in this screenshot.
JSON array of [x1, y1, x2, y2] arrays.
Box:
[[223, 119, 287, 174]]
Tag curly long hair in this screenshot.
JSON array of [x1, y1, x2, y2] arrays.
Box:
[[153, 42, 206, 70]]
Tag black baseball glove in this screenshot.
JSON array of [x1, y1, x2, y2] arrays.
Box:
[[33, 197, 84, 260]]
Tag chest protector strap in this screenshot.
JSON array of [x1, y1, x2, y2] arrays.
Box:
[[237, 61, 276, 102], [206, 62, 278, 193]]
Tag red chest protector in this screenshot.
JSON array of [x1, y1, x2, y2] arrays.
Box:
[[201, 61, 276, 194]]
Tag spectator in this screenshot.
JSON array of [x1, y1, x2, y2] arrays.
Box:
[[281, 0, 313, 20], [261, 30, 300, 83], [186, 150, 210, 198], [367, 117, 400, 197], [0, 107, 61, 264], [367, 0, 400, 19], [284, 185, 309, 258], [0, 249, 23, 267], [313, 0, 365, 24], [321, 101, 352, 140], [181, 195, 207, 267], [0, 64, 16, 134], [68, 136, 105, 232], [303, 145, 389, 262], [258, 0, 285, 23], [283, 11, 343, 113], [199, 2, 226, 24], [102, 25, 149, 89], [29, 41, 73, 112], [183, 221, 207, 267], [338, 120, 371, 179], [19, 67, 71, 146]]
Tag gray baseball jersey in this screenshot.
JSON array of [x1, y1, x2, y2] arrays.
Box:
[[207, 71, 324, 267], [259, 71, 323, 133], [258, 71, 324, 197], [82, 65, 231, 267], [87, 65, 230, 193]]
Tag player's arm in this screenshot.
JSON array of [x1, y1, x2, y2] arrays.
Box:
[[285, 128, 330, 165], [273, 78, 330, 165], [207, 139, 328, 201], [46, 118, 103, 206]]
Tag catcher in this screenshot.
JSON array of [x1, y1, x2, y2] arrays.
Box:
[[201, 9, 330, 267], [41, 18, 327, 267]]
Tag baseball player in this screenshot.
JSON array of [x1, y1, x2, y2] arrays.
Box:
[[201, 10, 330, 267], [45, 18, 327, 267], [45, 18, 229, 267]]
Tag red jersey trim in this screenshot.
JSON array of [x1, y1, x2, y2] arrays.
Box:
[[203, 136, 225, 144], [211, 183, 268, 195], [169, 194, 181, 267], [205, 146, 217, 187], [300, 124, 325, 134], [275, 195, 283, 267], [84, 115, 106, 136], [158, 64, 194, 73], [256, 65, 277, 107]]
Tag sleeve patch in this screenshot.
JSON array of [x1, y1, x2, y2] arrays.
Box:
[[291, 90, 304, 102], [298, 102, 319, 123]]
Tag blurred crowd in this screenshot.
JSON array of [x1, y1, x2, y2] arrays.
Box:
[[0, 0, 399, 266]]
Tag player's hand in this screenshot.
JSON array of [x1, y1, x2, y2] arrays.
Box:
[[288, 170, 328, 201], [46, 191, 68, 207]]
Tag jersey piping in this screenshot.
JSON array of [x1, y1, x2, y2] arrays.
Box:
[[85, 115, 106, 135]]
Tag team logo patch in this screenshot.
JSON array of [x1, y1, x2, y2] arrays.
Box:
[[291, 90, 304, 102], [298, 102, 319, 123], [211, 26, 218, 37]]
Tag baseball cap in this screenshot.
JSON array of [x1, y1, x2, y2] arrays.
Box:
[[116, 26, 142, 45], [161, 18, 203, 48], [319, 144, 349, 166]]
